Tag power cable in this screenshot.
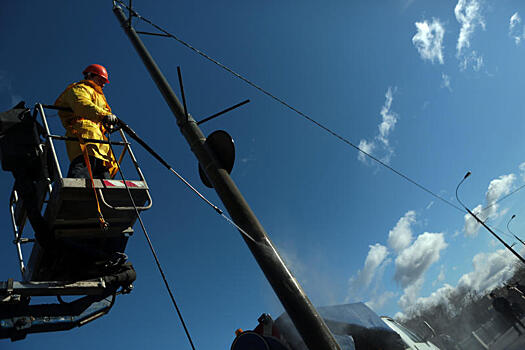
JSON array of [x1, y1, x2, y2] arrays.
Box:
[[105, 127, 261, 347], [113, 0, 463, 212], [107, 132, 197, 350], [115, 119, 257, 243], [114, 1, 523, 239], [457, 172, 525, 265], [478, 183, 525, 215]]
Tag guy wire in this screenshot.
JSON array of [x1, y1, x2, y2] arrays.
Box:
[[106, 133, 197, 350]]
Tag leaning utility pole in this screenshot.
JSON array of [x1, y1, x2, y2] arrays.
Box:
[[113, 3, 340, 350]]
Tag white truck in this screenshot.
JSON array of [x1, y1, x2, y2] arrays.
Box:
[[381, 316, 441, 350], [231, 302, 442, 350]]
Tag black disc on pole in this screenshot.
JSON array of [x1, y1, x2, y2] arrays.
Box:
[[199, 130, 235, 188], [230, 332, 270, 350]]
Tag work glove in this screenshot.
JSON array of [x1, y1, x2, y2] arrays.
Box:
[[103, 114, 118, 127]]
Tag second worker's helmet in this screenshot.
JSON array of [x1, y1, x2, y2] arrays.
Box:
[[82, 64, 109, 83]]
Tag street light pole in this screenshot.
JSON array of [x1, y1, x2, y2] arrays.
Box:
[[456, 172, 525, 265], [113, 3, 340, 349], [507, 215, 525, 248]]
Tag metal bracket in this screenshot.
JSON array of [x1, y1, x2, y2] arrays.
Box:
[[136, 31, 171, 37], [197, 99, 251, 125], [177, 66, 190, 123], [176, 66, 251, 126], [12, 238, 35, 244]]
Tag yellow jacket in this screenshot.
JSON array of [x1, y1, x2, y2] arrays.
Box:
[[55, 80, 117, 174]]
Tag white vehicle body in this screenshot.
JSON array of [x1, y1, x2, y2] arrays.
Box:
[[381, 316, 441, 350]]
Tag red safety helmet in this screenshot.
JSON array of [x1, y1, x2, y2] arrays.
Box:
[[82, 64, 109, 83]]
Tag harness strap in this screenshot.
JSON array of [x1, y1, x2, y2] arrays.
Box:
[[75, 133, 108, 231], [68, 117, 119, 178]]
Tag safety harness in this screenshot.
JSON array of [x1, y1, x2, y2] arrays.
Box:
[[56, 79, 116, 231], [76, 130, 109, 231]]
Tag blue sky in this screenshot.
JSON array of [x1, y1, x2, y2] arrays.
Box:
[[2, 0, 525, 348]]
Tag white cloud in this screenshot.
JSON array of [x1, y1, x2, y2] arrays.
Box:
[[397, 248, 521, 319], [394, 232, 447, 288], [388, 211, 416, 253], [509, 12, 523, 45], [455, 0, 485, 57], [357, 87, 398, 165], [418, 284, 455, 309], [397, 283, 456, 320], [441, 73, 452, 91], [472, 53, 484, 71], [459, 50, 484, 72], [361, 244, 390, 288], [398, 279, 424, 310], [458, 249, 519, 292], [519, 162, 525, 180], [346, 243, 393, 306], [378, 87, 397, 146], [463, 173, 516, 236], [454, 0, 485, 71], [464, 204, 483, 237], [394, 232, 447, 310], [349, 243, 389, 291], [351, 213, 446, 313], [357, 139, 375, 164], [394, 311, 404, 319], [412, 18, 445, 64], [486, 173, 515, 210]]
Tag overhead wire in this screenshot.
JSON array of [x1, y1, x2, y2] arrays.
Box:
[[478, 183, 525, 215], [113, 1, 524, 239], [114, 120, 258, 243], [106, 132, 197, 350], [113, 1, 464, 210], [105, 124, 263, 348]]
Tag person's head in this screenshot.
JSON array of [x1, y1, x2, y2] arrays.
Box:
[[82, 64, 109, 88]]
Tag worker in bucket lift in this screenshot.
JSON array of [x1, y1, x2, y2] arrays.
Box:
[[55, 64, 118, 179]]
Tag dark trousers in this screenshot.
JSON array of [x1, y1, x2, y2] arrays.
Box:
[[67, 155, 111, 179]]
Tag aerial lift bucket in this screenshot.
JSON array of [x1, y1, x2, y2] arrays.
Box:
[[0, 103, 151, 340]]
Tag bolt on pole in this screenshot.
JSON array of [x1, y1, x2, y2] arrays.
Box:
[[113, 4, 341, 350]]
